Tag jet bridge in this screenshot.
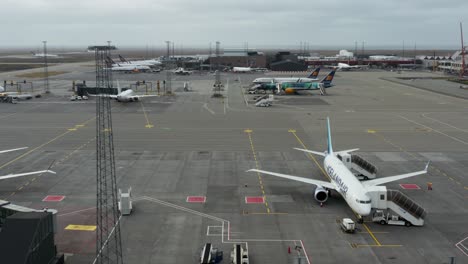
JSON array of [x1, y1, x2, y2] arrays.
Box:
[[367, 186, 426, 226], [337, 153, 377, 180]]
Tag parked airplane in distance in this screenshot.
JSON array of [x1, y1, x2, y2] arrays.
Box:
[[247, 117, 429, 220], [252, 70, 336, 94], [336, 63, 369, 71], [91, 81, 159, 102], [252, 67, 321, 84], [233, 67, 254, 73], [0, 147, 56, 180], [30, 52, 58, 58], [118, 55, 162, 66]]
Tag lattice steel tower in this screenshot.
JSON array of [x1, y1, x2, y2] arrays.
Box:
[[89, 44, 123, 264]]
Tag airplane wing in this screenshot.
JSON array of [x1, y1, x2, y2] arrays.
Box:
[[293, 148, 326, 157], [88, 94, 118, 99], [335, 149, 360, 155], [362, 162, 429, 187], [247, 169, 336, 189], [134, 95, 159, 98], [0, 170, 56, 181], [0, 147, 28, 154]]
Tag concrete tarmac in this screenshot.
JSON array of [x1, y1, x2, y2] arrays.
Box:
[[0, 67, 467, 263]]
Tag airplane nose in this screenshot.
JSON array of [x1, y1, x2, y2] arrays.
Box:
[[360, 205, 371, 216]]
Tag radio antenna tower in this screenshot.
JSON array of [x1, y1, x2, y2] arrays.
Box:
[[89, 43, 124, 264]]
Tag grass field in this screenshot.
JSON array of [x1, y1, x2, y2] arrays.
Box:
[[15, 71, 68, 78]]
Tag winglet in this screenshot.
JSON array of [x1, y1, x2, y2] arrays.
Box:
[[424, 161, 430, 171]]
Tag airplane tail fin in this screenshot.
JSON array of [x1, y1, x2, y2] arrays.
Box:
[[320, 70, 336, 87], [106, 56, 116, 65], [119, 55, 128, 62], [326, 117, 333, 155], [307, 67, 321, 79]]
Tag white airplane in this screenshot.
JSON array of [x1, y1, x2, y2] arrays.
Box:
[[91, 81, 159, 102], [118, 55, 162, 66], [247, 118, 429, 219], [0, 147, 56, 180], [31, 52, 58, 58], [252, 67, 321, 84], [336, 63, 369, 71], [111, 64, 151, 73], [233, 67, 254, 73]]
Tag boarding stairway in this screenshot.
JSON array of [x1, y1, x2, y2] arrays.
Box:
[[255, 95, 273, 107], [337, 153, 377, 180], [387, 189, 426, 226]]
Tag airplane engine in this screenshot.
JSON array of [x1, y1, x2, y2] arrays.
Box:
[[314, 186, 328, 203], [284, 88, 296, 94]]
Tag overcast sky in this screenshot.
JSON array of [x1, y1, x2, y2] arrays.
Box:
[[1, 0, 467, 49]]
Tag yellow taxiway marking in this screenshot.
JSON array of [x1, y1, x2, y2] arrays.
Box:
[[65, 225, 97, 231], [245, 129, 271, 214], [363, 224, 381, 246], [139, 101, 154, 128], [0, 115, 96, 171], [355, 244, 402, 248], [68, 128, 77, 131], [243, 211, 288, 215], [367, 129, 376, 134], [289, 129, 330, 181]]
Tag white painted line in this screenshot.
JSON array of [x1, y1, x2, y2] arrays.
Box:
[[58, 207, 95, 217], [207, 226, 223, 236], [203, 103, 215, 115], [455, 236, 468, 257], [135, 196, 310, 262], [422, 113, 468, 133], [398, 115, 468, 145]]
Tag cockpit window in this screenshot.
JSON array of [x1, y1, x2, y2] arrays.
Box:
[[356, 199, 371, 204]]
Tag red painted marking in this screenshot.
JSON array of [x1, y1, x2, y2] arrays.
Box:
[[245, 196, 264, 204], [186, 196, 206, 203], [399, 184, 420, 190], [42, 195, 65, 202]]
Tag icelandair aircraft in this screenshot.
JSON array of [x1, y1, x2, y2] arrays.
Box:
[[252, 67, 321, 84], [0, 147, 56, 180], [253, 70, 335, 94], [247, 118, 429, 219]]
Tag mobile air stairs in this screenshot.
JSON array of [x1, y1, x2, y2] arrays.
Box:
[[367, 186, 426, 226], [337, 153, 378, 180]]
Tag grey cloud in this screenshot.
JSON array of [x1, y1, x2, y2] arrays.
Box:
[[0, 0, 466, 48]]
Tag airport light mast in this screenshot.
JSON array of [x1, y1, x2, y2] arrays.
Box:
[[43, 41, 50, 94], [460, 22, 466, 79]]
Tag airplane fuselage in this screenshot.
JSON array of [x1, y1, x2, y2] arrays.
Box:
[[116, 89, 138, 102], [253, 77, 318, 84], [323, 155, 371, 216]]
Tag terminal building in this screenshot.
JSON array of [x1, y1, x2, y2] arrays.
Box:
[[209, 49, 267, 68]]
